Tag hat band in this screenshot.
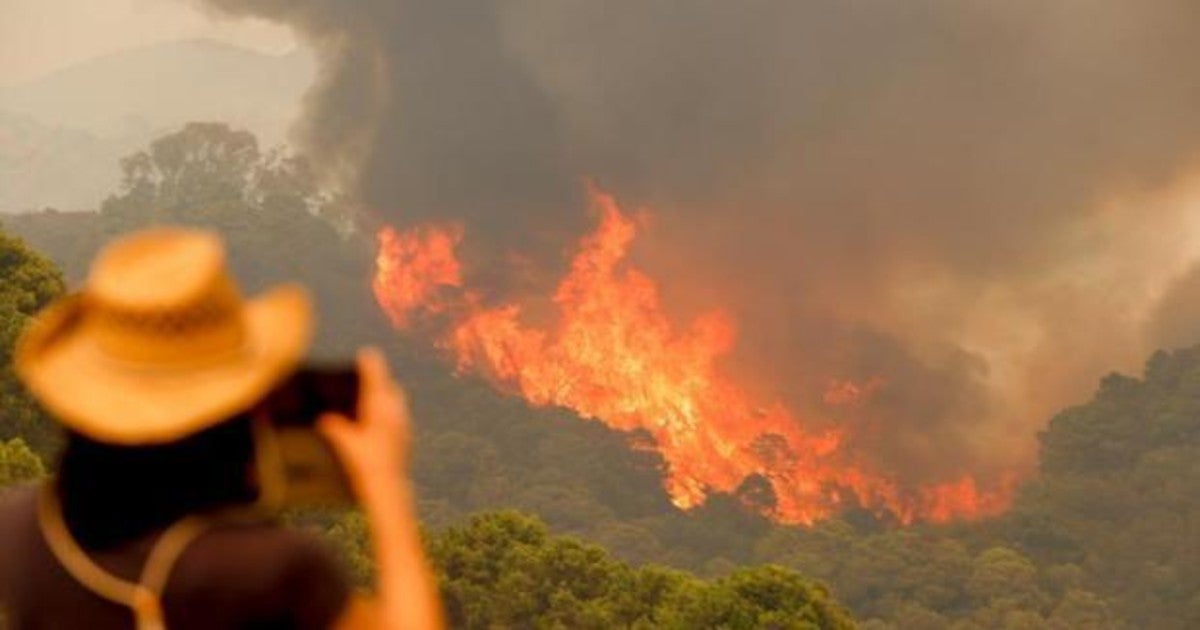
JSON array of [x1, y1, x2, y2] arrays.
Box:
[[99, 300, 238, 335], [86, 331, 260, 373], [89, 303, 249, 366]]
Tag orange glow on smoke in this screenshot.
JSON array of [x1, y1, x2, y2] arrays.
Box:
[[373, 186, 1013, 524], [823, 377, 888, 408]]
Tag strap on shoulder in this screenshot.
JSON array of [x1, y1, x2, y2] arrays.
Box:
[[36, 481, 213, 630]]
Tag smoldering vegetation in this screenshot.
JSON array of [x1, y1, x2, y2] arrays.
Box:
[[193, 0, 1200, 487]]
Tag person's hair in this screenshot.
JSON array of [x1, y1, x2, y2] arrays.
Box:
[[57, 415, 260, 549]]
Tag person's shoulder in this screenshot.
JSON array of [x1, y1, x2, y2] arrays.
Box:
[[0, 484, 37, 514], [0, 485, 39, 544], [0, 485, 39, 590], [192, 520, 336, 564], [173, 520, 352, 628], [186, 520, 344, 582]]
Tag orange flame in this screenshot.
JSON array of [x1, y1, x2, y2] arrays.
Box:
[[372, 187, 1014, 524], [373, 224, 463, 327]]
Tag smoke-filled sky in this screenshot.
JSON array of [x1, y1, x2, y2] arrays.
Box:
[[193, 0, 1200, 488]]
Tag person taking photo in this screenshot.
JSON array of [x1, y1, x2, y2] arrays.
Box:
[[0, 227, 444, 630]]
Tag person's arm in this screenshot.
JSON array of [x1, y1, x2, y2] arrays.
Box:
[[319, 348, 445, 630]]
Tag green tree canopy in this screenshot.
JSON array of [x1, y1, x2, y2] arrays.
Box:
[[1000, 346, 1200, 629], [425, 510, 855, 629], [0, 228, 65, 455], [0, 437, 46, 487]]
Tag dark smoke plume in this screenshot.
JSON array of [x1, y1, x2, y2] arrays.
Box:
[[194, 0, 1200, 488]]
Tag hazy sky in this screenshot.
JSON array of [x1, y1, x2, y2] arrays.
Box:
[[0, 0, 295, 86]]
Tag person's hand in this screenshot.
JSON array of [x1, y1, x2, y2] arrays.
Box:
[[322, 349, 445, 630], [318, 347, 412, 498]]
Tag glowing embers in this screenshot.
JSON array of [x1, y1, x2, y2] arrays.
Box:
[[372, 186, 1013, 524]]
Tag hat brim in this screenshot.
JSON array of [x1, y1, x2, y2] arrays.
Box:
[[16, 284, 313, 445]]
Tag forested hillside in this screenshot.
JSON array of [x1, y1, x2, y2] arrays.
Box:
[[2, 124, 1197, 628], [1001, 349, 1200, 627]]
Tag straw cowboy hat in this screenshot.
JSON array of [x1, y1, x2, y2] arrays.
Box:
[[15, 227, 313, 445]]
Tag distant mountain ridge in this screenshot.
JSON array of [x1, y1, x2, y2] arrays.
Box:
[[0, 38, 314, 140], [0, 39, 315, 213]]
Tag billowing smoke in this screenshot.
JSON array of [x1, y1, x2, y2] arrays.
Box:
[[194, 0, 1200, 492]]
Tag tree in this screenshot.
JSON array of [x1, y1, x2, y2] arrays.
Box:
[[426, 510, 853, 629], [7, 122, 385, 360], [964, 547, 1043, 610], [0, 228, 65, 455], [684, 565, 856, 629], [104, 122, 262, 227], [0, 437, 45, 487], [1047, 589, 1122, 630]]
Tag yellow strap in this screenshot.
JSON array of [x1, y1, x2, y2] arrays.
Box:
[[36, 482, 213, 630], [140, 516, 210, 595]]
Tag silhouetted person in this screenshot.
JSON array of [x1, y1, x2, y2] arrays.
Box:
[[0, 228, 443, 629]]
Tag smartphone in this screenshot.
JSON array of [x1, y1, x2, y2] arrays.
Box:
[[256, 366, 360, 506]]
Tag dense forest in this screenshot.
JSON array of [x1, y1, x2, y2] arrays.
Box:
[[2, 124, 1197, 628]]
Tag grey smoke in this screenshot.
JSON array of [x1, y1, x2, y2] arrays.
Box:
[[193, 0, 1200, 493]]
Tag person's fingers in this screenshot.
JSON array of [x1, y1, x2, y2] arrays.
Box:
[[357, 347, 392, 396], [392, 381, 411, 418], [377, 384, 406, 419], [318, 412, 357, 451], [355, 348, 380, 421], [358, 347, 411, 424]]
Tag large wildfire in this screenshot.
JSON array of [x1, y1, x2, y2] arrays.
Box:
[[202, 0, 1200, 526], [373, 185, 1014, 525]]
